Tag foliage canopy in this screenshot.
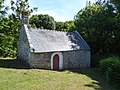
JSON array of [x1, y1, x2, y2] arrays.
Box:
[[74, 1, 120, 55]]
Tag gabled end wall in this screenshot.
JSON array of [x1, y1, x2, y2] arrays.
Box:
[[18, 25, 30, 64]]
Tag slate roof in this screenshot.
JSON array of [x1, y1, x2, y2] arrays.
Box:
[[24, 25, 90, 53]]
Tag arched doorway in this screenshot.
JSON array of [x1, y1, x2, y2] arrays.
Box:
[[51, 52, 63, 70], [53, 54, 59, 70]]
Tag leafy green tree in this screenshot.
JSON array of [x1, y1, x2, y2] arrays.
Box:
[[55, 21, 75, 32], [74, 1, 120, 55], [55, 21, 64, 31], [63, 21, 76, 32], [30, 14, 56, 30], [10, 0, 37, 20], [107, 0, 120, 12], [0, 16, 19, 57], [0, 0, 37, 57], [0, 0, 9, 15], [97, 0, 120, 12]]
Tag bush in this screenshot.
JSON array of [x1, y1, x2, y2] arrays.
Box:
[[100, 56, 120, 86], [109, 63, 120, 85], [91, 55, 107, 67], [100, 56, 120, 72]]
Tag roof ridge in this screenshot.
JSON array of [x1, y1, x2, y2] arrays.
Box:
[[29, 28, 76, 33], [29, 28, 77, 33], [40, 29, 66, 33]]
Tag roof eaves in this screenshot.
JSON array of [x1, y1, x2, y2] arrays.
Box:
[[30, 48, 90, 54]]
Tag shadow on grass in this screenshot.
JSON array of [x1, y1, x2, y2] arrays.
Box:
[[69, 68, 117, 90], [0, 58, 30, 69], [0, 58, 117, 90]]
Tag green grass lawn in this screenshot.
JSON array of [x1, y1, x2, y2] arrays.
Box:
[[0, 58, 117, 90]]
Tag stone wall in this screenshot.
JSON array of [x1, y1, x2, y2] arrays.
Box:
[[27, 50, 90, 69], [18, 25, 30, 63], [28, 52, 52, 69], [62, 50, 90, 69]]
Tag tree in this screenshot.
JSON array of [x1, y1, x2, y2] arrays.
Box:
[[74, 1, 120, 55], [30, 14, 56, 30], [97, 0, 120, 12], [55, 21, 75, 32], [0, 16, 19, 57], [63, 21, 76, 32], [10, 0, 37, 20], [109, 0, 120, 12], [0, 0, 37, 57], [55, 21, 64, 31], [0, 0, 9, 15]]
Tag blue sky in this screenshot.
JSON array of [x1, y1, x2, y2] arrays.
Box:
[[4, 0, 96, 21]]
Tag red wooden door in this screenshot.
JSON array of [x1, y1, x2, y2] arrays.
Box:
[[53, 54, 59, 70]]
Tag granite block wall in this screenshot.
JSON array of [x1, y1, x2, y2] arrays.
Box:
[[62, 50, 90, 69], [28, 52, 52, 69], [27, 50, 90, 69], [18, 25, 30, 62]]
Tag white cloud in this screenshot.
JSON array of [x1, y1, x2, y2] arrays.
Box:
[[32, 9, 71, 22]]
